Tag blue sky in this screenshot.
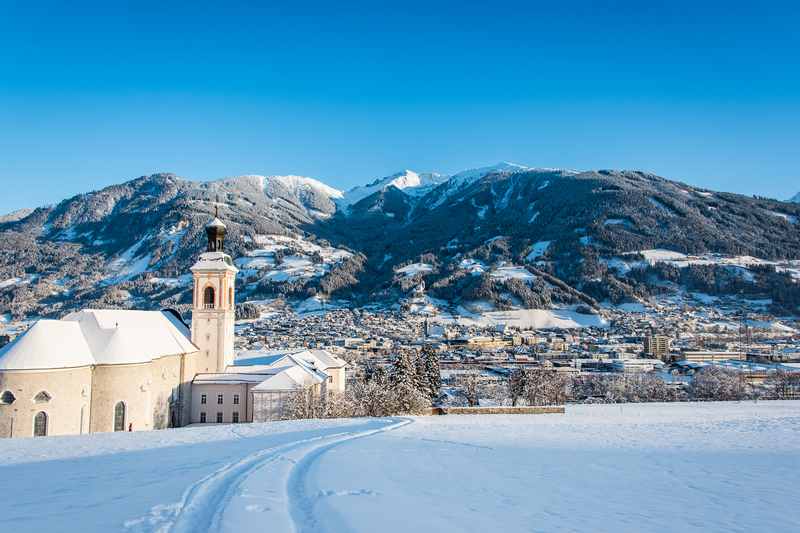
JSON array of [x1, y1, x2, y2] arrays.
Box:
[[1, 1, 799, 213]]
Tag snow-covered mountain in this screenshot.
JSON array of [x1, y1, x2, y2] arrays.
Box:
[[338, 170, 447, 208], [2, 165, 800, 319], [791, 192, 800, 203]]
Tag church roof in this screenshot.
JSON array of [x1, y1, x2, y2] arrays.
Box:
[[0, 310, 198, 371], [0, 320, 94, 370], [232, 349, 345, 372], [190, 251, 238, 273], [206, 217, 226, 229], [251, 363, 325, 392]]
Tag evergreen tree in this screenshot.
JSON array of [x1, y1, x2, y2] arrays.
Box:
[[391, 352, 430, 414], [421, 346, 442, 402]]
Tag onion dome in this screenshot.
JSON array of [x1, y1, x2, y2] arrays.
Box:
[[205, 206, 227, 252]]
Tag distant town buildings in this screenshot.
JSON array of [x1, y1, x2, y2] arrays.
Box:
[[644, 335, 671, 360]]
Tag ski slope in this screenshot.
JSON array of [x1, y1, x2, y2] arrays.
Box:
[[0, 402, 798, 532]]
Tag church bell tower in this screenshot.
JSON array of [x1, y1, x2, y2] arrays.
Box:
[[191, 209, 238, 373]]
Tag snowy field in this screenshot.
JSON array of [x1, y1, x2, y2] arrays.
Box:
[[1, 402, 798, 532]]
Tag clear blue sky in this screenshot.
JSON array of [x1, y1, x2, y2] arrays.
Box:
[[2, 1, 799, 213]]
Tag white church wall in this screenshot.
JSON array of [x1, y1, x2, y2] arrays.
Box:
[[0, 366, 92, 438], [89, 354, 183, 433]]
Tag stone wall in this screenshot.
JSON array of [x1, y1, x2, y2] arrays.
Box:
[[424, 406, 565, 416]]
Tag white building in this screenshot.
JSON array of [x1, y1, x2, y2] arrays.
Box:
[[0, 213, 346, 438]]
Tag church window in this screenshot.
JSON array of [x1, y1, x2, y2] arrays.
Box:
[[216, 412, 223, 423], [200, 412, 206, 423], [203, 287, 216, 309], [201, 394, 207, 404], [34, 391, 52, 403], [217, 394, 223, 404], [232, 411, 239, 423], [233, 394, 239, 405], [114, 401, 126, 432], [0, 391, 15, 405], [33, 411, 47, 437]]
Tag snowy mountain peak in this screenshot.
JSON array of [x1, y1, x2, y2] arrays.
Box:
[[267, 175, 344, 200], [791, 192, 800, 203], [339, 170, 447, 207], [448, 161, 531, 187]]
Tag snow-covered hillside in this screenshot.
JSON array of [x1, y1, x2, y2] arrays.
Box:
[[1, 402, 798, 532], [4, 165, 800, 320], [338, 170, 447, 208]]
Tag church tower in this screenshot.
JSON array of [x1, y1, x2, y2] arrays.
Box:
[[191, 210, 238, 373]]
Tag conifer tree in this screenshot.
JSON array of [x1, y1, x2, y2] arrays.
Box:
[[421, 346, 442, 402]]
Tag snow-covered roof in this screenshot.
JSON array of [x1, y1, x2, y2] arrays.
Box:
[[251, 364, 325, 392], [193, 372, 275, 385], [206, 217, 226, 229], [191, 251, 239, 273], [0, 320, 94, 370], [0, 310, 198, 371], [232, 349, 345, 372]]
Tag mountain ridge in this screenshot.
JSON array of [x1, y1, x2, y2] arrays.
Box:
[[2, 165, 800, 320]]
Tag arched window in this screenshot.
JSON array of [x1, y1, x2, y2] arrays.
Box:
[[33, 411, 47, 437], [229, 287, 234, 307], [0, 391, 15, 405], [114, 401, 126, 432], [34, 391, 52, 403], [203, 286, 215, 309]]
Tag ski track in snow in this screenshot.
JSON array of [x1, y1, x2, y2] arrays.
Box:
[[286, 418, 412, 533], [127, 418, 411, 533]]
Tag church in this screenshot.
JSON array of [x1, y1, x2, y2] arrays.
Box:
[[0, 214, 345, 438]]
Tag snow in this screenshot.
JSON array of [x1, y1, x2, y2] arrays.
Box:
[[648, 196, 675, 214], [626, 250, 800, 284], [691, 292, 720, 304], [338, 170, 445, 207], [259, 175, 343, 201], [448, 161, 530, 189], [489, 265, 535, 282], [528, 210, 539, 223], [525, 240, 551, 261], [0, 274, 37, 290], [469, 198, 488, 219], [0, 310, 196, 370], [458, 258, 486, 275], [615, 302, 648, 312], [106, 237, 153, 283], [537, 179, 550, 190], [148, 274, 192, 287], [395, 263, 433, 277], [767, 210, 798, 224], [3, 402, 797, 532], [638, 249, 688, 263], [236, 234, 352, 284], [0, 277, 22, 289], [440, 307, 607, 330]]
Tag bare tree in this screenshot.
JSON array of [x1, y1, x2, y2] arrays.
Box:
[[458, 374, 481, 407], [689, 367, 751, 401]]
